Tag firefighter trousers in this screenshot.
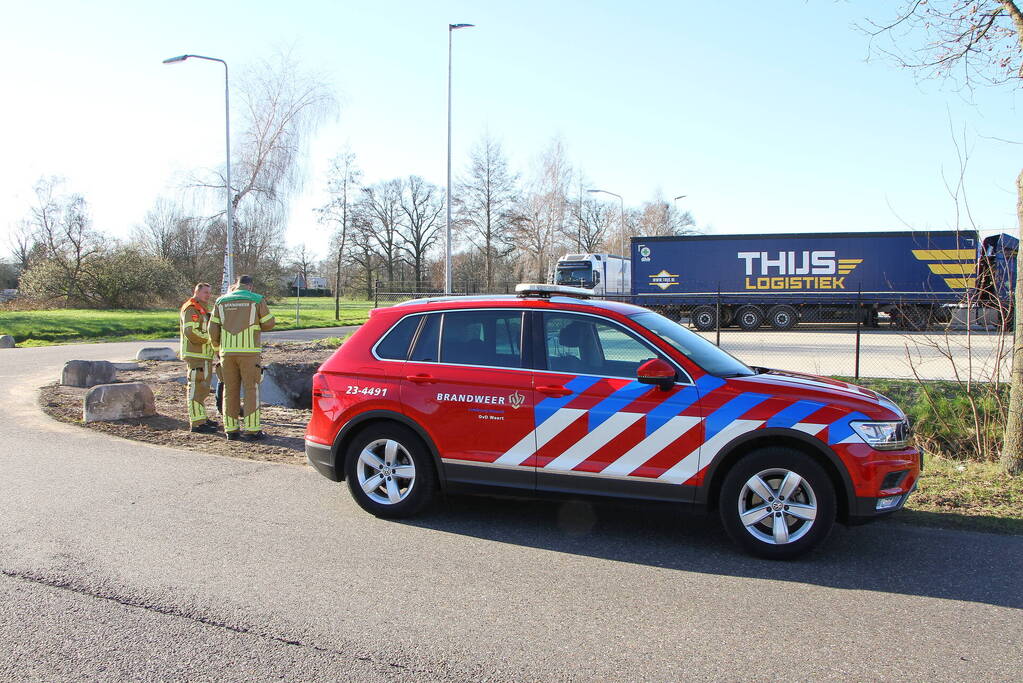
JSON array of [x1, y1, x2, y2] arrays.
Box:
[[221, 354, 262, 433], [185, 358, 215, 426]]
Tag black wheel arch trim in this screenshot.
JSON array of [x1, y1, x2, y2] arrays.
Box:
[[331, 410, 448, 488], [695, 426, 856, 519]]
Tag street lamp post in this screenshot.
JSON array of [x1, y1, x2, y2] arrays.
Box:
[[163, 54, 235, 292], [446, 23, 474, 295], [674, 194, 690, 233], [587, 189, 626, 295]]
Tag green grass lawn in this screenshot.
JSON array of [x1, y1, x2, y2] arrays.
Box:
[[901, 455, 1023, 535], [0, 296, 373, 346]]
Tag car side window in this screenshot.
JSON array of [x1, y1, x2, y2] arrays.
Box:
[[440, 310, 523, 368], [543, 312, 662, 378], [410, 314, 441, 362], [375, 315, 421, 360]]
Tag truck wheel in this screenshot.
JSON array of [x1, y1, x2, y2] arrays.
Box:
[[719, 447, 836, 560], [691, 306, 718, 331], [767, 305, 798, 331], [735, 306, 764, 331]]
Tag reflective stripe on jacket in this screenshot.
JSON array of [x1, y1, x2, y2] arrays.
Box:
[[209, 289, 276, 355]]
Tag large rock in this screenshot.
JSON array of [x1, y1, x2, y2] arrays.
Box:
[[260, 362, 319, 408], [112, 362, 141, 371], [83, 383, 156, 423], [61, 360, 116, 388], [136, 347, 177, 361], [0, 335, 14, 349]]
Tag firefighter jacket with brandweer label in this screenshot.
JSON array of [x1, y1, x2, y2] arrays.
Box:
[[179, 297, 215, 361], [209, 290, 276, 355]]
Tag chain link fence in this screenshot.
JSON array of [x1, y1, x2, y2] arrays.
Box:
[[368, 283, 1011, 383]]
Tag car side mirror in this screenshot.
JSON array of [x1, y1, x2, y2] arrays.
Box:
[[637, 358, 676, 391]]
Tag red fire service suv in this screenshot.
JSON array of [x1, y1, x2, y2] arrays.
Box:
[[305, 284, 920, 559]]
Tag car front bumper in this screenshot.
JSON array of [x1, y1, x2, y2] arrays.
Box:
[[847, 479, 918, 524]]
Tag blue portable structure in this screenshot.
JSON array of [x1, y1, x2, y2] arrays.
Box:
[[628, 230, 1016, 330]]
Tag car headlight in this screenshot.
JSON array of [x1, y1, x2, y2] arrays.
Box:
[[851, 420, 910, 450]]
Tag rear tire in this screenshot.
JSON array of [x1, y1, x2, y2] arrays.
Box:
[[767, 305, 798, 331], [735, 306, 764, 331], [719, 448, 836, 560], [344, 423, 437, 519], [691, 306, 718, 332]]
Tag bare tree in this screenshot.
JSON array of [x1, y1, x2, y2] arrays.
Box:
[[27, 177, 101, 306], [133, 196, 189, 261], [513, 138, 573, 281], [398, 176, 445, 292], [864, 1, 1023, 473], [636, 192, 697, 237], [190, 49, 336, 289], [316, 147, 361, 319], [454, 134, 520, 289], [344, 209, 378, 300], [360, 179, 403, 285], [572, 195, 618, 253], [8, 220, 40, 273], [289, 243, 316, 290]]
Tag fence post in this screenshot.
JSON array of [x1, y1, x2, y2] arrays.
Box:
[[716, 284, 722, 347], [854, 286, 862, 380], [374, 280, 379, 309]]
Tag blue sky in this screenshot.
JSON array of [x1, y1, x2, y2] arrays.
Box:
[[2, 0, 1020, 260]]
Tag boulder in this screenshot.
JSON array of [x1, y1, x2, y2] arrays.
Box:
[[61, 360, 116, 388], [136, 347, 177, 361], [112, 362, 141, 371], [0, 335, 15, 349], [83, 383, 156, 423], [260, 362, 319, 408]]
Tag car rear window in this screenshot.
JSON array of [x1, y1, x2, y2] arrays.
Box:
[[439, 310, 523, 368], [375, 315, 421, 360]]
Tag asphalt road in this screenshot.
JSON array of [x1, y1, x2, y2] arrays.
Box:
[[1, 335, 1021, 681]]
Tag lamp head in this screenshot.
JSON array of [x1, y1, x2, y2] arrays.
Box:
[[449, 23, 474, 30], [162, 55, 190, 64]]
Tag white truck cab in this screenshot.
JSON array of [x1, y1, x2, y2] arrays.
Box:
[[554, 253, 631, 296]]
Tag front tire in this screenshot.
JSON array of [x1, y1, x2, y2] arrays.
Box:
[[719, 448, 836, 559], [344, 424, 437, 519]]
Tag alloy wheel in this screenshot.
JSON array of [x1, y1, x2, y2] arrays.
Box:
[[356, 438, 417, 505], [737, 467, 818, 545]]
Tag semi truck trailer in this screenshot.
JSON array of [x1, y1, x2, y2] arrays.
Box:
[[630, 231, 1017, 330]]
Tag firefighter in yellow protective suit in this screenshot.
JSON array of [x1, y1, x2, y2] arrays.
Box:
[[209, 275, 276, 441], [179, 282, 219, 433]]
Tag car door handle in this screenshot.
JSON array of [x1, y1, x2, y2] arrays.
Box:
[[406, 373, 437, 384], [536, 384, 572, 397]]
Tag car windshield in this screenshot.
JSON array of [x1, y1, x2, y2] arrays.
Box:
[[556, 267, 593, 287], [630, 311, 756, 377]]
